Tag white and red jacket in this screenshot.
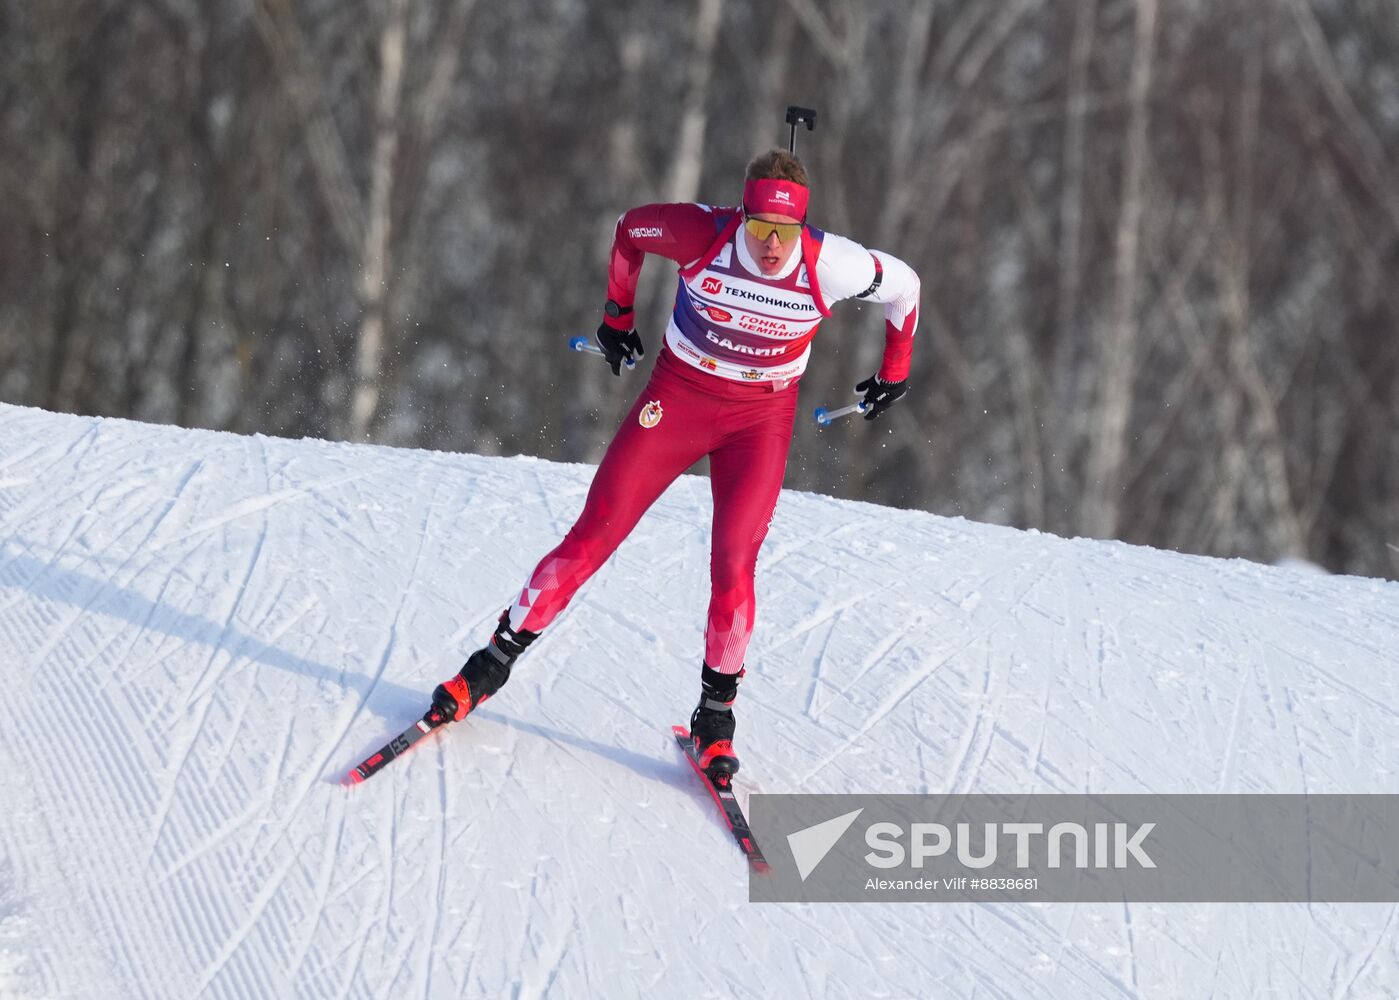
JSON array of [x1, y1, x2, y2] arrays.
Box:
[[601, 203, 920, 389]]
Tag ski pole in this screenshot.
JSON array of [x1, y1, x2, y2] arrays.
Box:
[[568, 336, 636, 370], [813, 401, 869, 426]]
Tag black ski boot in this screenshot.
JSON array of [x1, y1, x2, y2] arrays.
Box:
[[690, 664, 744, 785], [431, 612, 539, 724]]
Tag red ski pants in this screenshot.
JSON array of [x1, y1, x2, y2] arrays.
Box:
[[507, 349, 798, 673]]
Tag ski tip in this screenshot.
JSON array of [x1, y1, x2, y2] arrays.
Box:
[[345, 769, 365, 786]]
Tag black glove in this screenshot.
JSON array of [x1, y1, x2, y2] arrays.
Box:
[[854, 374, 908, 421], [595, 322, 644, 376]]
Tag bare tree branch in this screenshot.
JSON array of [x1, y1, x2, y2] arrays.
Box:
[[1285, 0, 1399, 237], [251, 0, 365, 254]]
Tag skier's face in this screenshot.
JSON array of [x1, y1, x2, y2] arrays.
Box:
[[742, 212, 802, 277]]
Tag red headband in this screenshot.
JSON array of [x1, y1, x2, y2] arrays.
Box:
[[742, 178, 809, 220]]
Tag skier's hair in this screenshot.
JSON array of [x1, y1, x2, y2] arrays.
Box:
[[745, 149, 809, 188]]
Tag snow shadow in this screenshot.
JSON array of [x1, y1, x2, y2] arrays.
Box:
[[479, 710, 687, 788], [1, 546, 419, 722]]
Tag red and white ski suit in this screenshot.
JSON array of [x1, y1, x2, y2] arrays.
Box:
[[507, 202, 920, 672]]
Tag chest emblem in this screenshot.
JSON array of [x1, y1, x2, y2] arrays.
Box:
[[639, 401, 664, 429]]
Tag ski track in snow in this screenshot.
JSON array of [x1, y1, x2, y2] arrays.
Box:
[[2, 402, 1398, 998]]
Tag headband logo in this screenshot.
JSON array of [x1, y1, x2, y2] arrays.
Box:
[[774, 191, 791, 203]]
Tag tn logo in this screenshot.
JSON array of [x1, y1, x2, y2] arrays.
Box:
[[701, 277, 723, 295]]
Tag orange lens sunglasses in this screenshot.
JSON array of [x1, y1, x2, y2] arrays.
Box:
[[742, 216, 803, 243]]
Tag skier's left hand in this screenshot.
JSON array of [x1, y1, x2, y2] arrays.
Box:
[[854, 374, 908, 421]]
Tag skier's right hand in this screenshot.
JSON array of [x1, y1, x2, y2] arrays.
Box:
[[595, 322, 644, 376]]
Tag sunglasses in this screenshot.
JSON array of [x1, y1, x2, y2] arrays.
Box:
[[743, 216, 803, 243]]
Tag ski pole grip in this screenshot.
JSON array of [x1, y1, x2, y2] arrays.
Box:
[[813, 401, 868, 426], [568, 336, 636, 370]]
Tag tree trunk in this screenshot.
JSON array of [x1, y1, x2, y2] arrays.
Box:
[[348, 0, 409, 441], [1050, 0, 1097, 534], [664, 0, 723, 204], [1083, 0, 1156, 538]]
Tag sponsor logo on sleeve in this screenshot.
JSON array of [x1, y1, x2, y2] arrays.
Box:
[[629, 227, 664, 238]]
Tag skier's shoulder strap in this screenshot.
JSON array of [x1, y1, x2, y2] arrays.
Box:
[[800, 225, 832, 317], [678, 207, 742, 280]]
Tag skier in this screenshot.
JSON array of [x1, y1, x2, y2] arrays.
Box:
[[431, 148, 920, 782]]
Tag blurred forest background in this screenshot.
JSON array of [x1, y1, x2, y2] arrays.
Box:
[[2, 0, 1397, 578]]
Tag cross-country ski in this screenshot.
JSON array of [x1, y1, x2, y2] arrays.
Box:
[[674, 725, 770, 873]]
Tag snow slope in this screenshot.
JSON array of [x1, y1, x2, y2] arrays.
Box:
[[1, 401, 1397, 999]]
